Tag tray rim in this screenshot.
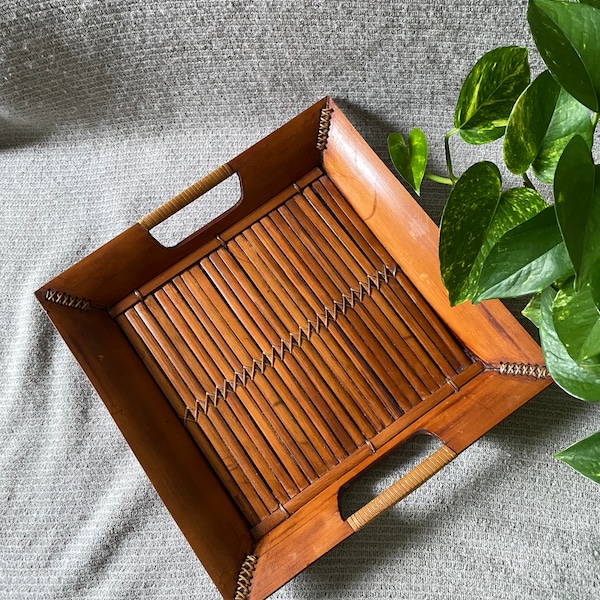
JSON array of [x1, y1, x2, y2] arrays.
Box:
[[35, 96, 552, 600]]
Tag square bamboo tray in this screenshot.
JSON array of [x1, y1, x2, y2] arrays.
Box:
[[36, 97, 552, 600]]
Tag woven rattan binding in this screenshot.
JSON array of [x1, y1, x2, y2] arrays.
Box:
[[495, 362, 549, 379], [316, 107, 333, 150], [45, 290, 91, 311], [347, 445, 457, 532], [234, 554, 258, 600], [138, 163, 234, 231], [183, 264, 397, 419]]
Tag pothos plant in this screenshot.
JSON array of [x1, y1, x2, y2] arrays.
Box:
[[389, 0, 600, 484]]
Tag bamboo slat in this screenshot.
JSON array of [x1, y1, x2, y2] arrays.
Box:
[[225, 238, 388, 432], [117, 170, 476, 531], [210, 247, 369, 446], [236, 226, 403, 420]]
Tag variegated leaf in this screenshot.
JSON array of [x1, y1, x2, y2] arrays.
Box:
[[503, 70, 560, 175], [454, 46, 530, 144], [552, 278, 600, 363], [439, 162, 502, 305], [388, 129, 428, 196], [554, 136, 597, 284], [555, 430, 600, 484], [540, 287, 600, 401], [475, 206, 574, 302], [529, 0, 600, 112], [532, 87, 594, 184]]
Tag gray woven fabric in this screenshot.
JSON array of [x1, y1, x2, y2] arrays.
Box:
[[2, 1, 599, 598]]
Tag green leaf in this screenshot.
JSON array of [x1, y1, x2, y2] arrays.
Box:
[[531, 87, 594, 184], [475, 206, 574, 302], [454, 46, 530, 144], [578, 0, 600, 8], [582, 168, 600, 285], [552, 278, 600, 363], [439, 162, 502, 305], [528, 0, 600, 112], [554, 136, 597, 282], [388, 129, 428, 196], [522, 292, 542, 328], [540, 287, 600, 400], [583, 322, 600, 362], [556, 430, 600, 484], [486, 188, 547, 245], [504, 71, 560, 175], [590, 260, 600, 313], [459, 187, 547, 302]]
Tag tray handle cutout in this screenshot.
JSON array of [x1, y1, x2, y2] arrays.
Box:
[[346, 445, 456, 532], [138, 163, 235, 231]]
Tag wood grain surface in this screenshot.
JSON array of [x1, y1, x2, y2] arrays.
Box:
[[37, 97, 551, 600]]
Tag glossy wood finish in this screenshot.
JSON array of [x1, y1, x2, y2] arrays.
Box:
[[117, 173, 476, 533], [36, 301, 253, 600], [37, 97, 552, 600], [323, 102, 545, 366]]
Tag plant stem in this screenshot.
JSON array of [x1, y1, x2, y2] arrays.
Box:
[[445, 129, 459, 183], [592, 112, 599, 131], [424, 172, 454, 186], [522, 172, 536, 190]]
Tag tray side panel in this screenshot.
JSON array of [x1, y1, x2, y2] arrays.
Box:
[[35, 298, 253, 599], [322, 99, 545, 368], [248, 369, 550, 600], [37, 99, 327, 310], [228, 97, 326, 207]]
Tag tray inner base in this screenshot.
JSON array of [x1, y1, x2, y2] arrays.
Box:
[[116, 171, 476, 532]]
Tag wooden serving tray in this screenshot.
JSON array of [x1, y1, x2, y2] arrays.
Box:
[[36, 98, 551, 600]]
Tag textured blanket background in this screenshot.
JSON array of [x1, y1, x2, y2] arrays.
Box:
[[2, 1, 599, 598]]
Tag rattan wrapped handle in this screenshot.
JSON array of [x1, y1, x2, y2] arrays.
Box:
[[347, 445, 457, 532], [138, 163, 235, 231]]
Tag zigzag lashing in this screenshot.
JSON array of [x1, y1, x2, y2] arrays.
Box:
[[190, 265, 397, 417], [495, 361, 549, 379]]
